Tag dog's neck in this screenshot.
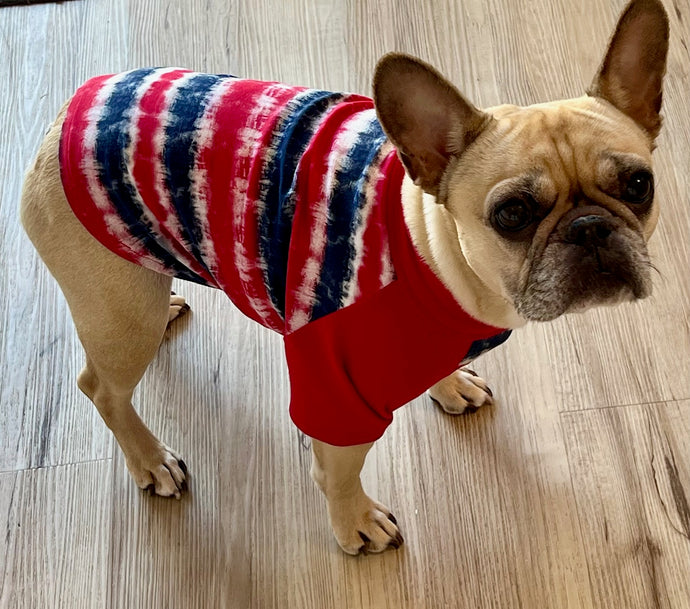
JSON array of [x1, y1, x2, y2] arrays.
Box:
[[401, 176, 526, 330]]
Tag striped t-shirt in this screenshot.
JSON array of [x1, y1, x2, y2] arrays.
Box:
[[59, 69, 510, 445]]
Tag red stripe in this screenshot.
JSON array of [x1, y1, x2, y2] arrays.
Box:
[[239, 85, 305, 331], [203, 81, 300, 331]]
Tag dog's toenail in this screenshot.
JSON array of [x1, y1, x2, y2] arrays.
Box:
[[387, 513, 398, 525], [178, 460, 188, 474], [146, 484, 156, 496], [357, 533, 371, 556]]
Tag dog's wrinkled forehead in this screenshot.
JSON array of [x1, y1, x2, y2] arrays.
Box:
[[482, 97, 654, 197]]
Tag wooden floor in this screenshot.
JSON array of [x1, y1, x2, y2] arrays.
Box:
[[1, 0, 689, 607]]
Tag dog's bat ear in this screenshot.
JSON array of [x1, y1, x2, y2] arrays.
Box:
[[588, 0, 669, 140], [373, 53, 491, 197]]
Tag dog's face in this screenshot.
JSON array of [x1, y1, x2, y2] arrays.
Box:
[[444, 97, 658, 321], [374, 0, 669, 322]]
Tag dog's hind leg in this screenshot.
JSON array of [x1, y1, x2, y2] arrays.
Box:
[[72, 276, 188, 498], [21, 112, 187, 498]]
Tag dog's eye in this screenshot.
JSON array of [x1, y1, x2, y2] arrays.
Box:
[[493, 198, 535, 232], [623, 171, 654, 204]]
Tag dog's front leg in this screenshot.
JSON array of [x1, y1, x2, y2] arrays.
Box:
[[310, 439, 403, 555]]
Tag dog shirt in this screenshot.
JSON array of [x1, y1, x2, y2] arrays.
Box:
[[59, 68, 511, 446]]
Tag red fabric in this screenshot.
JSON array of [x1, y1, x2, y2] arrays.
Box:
[[286, 155, 506, 446]]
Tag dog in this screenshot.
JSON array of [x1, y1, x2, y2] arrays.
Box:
[[21, 0, 669, 555]]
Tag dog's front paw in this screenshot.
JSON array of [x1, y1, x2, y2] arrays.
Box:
[[327, 492, 403, 555], [126, 443, 188, 499], [428, 368, 494, 414]]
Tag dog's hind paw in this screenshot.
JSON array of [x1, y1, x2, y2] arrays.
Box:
[[127, 443, 188, 499], [168, 291, 191, 325], [428, 368, 494, 415]]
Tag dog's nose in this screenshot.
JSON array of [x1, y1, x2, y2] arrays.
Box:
[[565, 215, 612, 247]]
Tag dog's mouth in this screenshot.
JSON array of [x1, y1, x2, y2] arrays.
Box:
[[515, 215, 652, 322]]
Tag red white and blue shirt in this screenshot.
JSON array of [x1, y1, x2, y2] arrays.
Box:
[[59, 68, 511, 446]]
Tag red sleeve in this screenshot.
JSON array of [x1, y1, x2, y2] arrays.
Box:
[[284, 280, 472, 446]]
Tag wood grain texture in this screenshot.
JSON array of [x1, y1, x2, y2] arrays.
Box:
[[563, 401, 690, 608], [0, 462, 112, 609], [1, 0, 688, 607]]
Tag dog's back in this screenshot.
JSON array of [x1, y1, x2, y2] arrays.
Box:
[[59, 68, 398, 334]]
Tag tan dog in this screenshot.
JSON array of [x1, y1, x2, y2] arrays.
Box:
[[21, 0, 668, 555]]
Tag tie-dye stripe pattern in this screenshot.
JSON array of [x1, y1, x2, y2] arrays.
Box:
[[60, 69, 399, 335], [258, 89, 347, 318]]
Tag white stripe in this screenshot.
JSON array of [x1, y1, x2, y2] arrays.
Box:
[[189, 77, 238, 277], [379, 243, 395, 286], [340, 133, 394, 307]]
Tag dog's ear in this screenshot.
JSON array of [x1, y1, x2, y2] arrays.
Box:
[[588, 0, 669, 139], [374, 53, 491, 197]]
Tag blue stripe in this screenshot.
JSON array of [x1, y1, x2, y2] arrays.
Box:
[[163, 73, 226, 278], [258, 90, 346, 319], [94, 69, 209, 285], [311, 115, 388, 320]]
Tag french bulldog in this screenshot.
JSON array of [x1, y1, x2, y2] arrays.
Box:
[[20, 0, 669, 555]]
